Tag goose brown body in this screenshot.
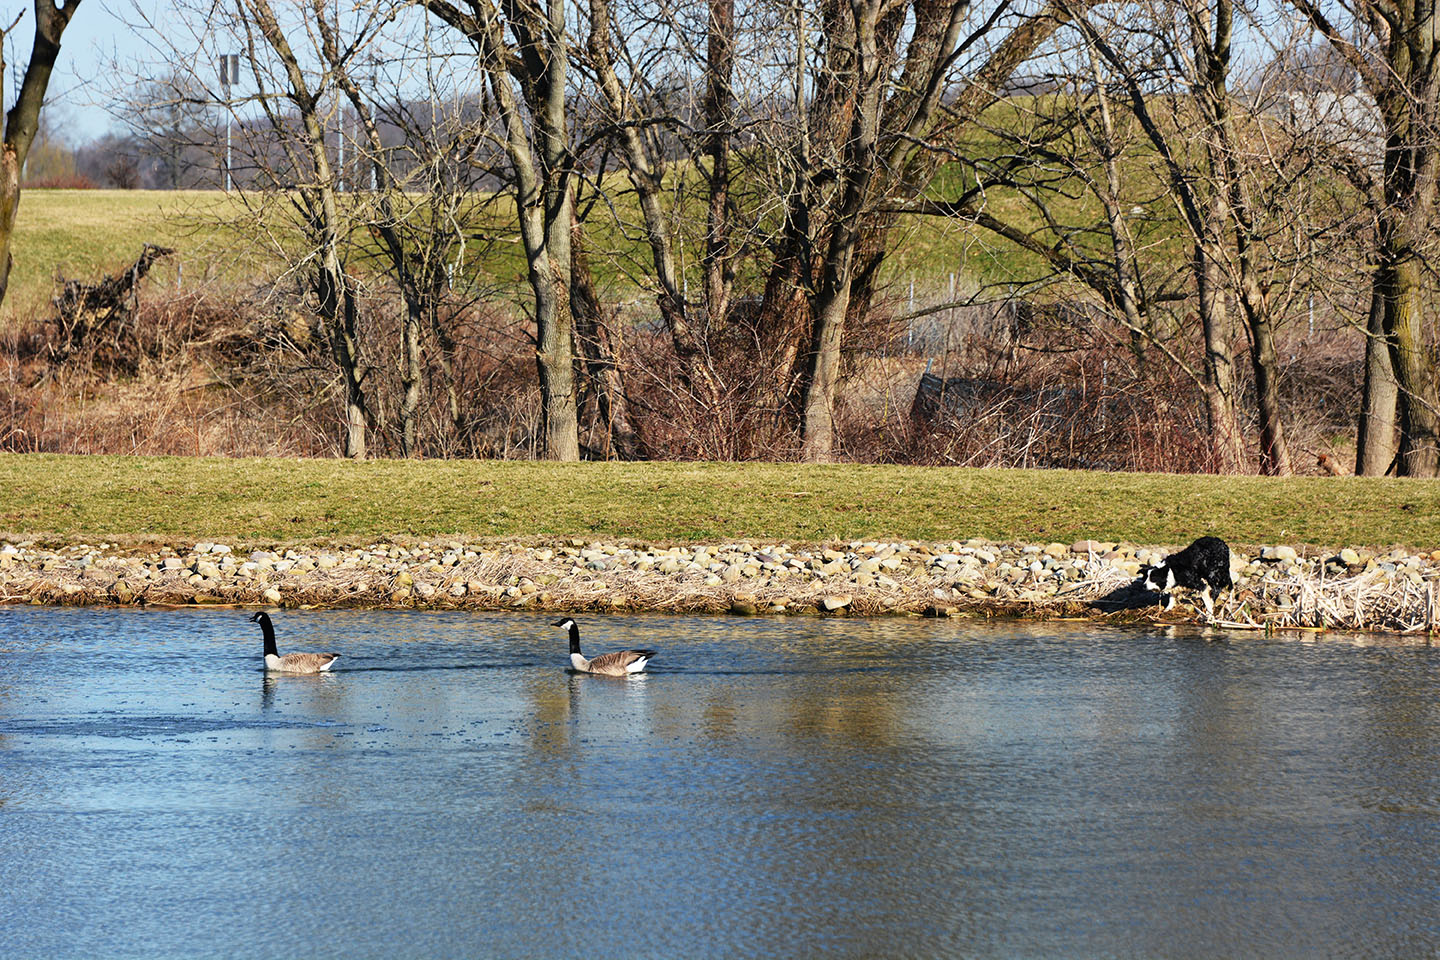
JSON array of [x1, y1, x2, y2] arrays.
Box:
[[268, 651, 341, 674], [554, 618, 656, 675], [250, 611, 339, 674]]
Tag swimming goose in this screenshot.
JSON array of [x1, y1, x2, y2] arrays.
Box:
[[554, 617, 656, 676], [249, 611, 339, 674]]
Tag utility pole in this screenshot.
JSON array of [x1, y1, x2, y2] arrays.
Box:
[[219, 53, 239, 191]]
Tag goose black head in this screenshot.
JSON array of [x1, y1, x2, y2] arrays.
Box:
[[551, 617, 576, 630]]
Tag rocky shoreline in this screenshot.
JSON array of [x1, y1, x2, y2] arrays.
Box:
[[2, 537, 1438, 634]]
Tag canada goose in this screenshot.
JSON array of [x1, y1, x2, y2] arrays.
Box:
[[553, 617, 656, 676], [249, 611, 339, 674]]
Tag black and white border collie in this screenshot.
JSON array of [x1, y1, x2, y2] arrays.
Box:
[[1140, 536, 1233, 615]]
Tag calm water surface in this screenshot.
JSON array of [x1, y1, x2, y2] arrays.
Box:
[[1, 607, 1438, 958]]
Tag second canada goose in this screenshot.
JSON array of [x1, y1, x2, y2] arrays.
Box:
[[249, 611, 339, 674], [553, 617, 656, 676]]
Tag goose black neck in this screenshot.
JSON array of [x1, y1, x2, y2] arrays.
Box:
[[567, 622, 581, 655], [257, 614, 278, 658]]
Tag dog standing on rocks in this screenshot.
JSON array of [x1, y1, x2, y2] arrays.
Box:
[[1140, 536, 1234, 616]]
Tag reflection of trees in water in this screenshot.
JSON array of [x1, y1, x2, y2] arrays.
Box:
[[782, 683, 901, 750], [258, 673, 348, 806], [520, 672, 578, 758]]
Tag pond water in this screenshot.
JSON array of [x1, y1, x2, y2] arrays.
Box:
[[1, 607, 1438, 958]]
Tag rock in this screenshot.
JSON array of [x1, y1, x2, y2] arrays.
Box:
[[1043, 543, 1068, 558], [822, 594, 853, 611], [415, 582, 436, 598], [262, 588, 283, 604], [729, 600, 759, 616], [1339, 548, 1361, 567], [1262, 545, 1298, 562], [162, 557, 184, 571], [1071, 540, 1112, 554]]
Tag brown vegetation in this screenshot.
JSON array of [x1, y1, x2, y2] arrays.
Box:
[[0, 257, 1366, 475]]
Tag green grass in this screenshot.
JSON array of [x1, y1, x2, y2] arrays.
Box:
[[4, 190, 239, 320], [2, 453, 1435, 551]]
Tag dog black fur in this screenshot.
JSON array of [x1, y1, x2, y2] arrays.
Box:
[[1140, 536, 1233, 612]]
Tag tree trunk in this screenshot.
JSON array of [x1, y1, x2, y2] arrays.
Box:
[[702, 0, 735, 328], [1385, 253, 1440, 476], [0, 0, 81, 312], [1195, 235, 1247, 472], [1288, 0, 1440, 477], [1356, 274, 1397, 475], [401, 299, 422, 457], [799, 0, 886, 462], [531, 205, 579, 461]]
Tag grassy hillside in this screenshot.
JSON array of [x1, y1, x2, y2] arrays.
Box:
[[1, 453, 1434, 550], [3, 190, 227, 320]]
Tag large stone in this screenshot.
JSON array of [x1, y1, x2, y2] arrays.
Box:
[[262, 588, 283, 604], [822, 594, 853, 611], [1262, 545, 1298, 562]]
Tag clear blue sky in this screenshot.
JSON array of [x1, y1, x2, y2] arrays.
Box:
[[35, 1, 157, 143]]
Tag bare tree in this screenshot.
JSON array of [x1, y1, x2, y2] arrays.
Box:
[[317, 13, 494, 457], [771, 0, 1083, 461], [238, 0, 372, 457], [0, 0, 81, 309], [1291, 0, 1440, 475], [423, 0, 581, 460]]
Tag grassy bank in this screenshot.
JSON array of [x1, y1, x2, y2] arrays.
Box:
[[1, 453, 1434, 550]]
